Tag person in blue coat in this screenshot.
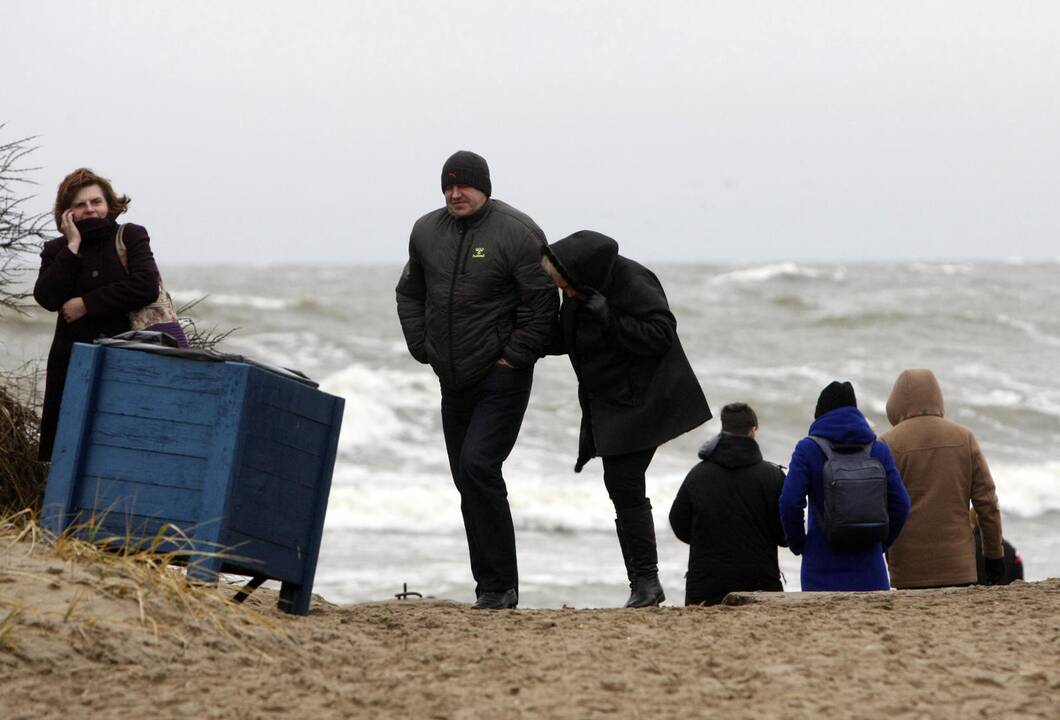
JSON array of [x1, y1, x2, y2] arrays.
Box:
[[779, 381, 910, 591]]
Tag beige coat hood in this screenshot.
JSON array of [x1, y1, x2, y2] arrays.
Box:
[[881, 369, 1003, 588], [886, 368, 945, 426]]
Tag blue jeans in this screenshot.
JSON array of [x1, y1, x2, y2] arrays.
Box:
[[440, 364, 533, 595]]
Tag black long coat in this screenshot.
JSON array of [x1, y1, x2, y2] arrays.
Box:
[[669, 433, 787, 605], [33, 218, 161, 460], [544, 231, 711, 469]]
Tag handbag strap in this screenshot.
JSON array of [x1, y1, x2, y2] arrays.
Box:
[[114, 223, 129, 272]]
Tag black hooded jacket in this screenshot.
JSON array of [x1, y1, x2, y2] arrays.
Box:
[[543, 231, 711, 467], [396, 199, 558, 389], [669, 432, 787, 605]]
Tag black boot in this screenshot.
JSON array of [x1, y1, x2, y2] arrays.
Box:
[[614, 517, 635, 596], [616, 500, 665, 608]]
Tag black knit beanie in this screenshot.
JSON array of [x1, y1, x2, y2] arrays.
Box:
[[814, 381, 857, 419], [441, 151, 491, 197]]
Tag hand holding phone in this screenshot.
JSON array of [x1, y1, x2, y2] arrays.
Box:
[[60, 209, 82, 253]]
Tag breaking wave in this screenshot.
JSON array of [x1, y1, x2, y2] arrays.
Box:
[[709, 263, 845, 285]]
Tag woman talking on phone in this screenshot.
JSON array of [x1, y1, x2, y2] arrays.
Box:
[[33, 168, 186, 461]]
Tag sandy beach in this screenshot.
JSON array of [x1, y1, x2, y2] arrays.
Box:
[[1, 529, 1057, 720]]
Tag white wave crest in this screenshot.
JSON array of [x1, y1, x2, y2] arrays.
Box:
[[169, 289, 289, 310], [320, 364, 439, 450], [995, 314, 1060, 348], [324, 463, 689, 534], [709, 263, 844, 285], [952, 364, 1060, 419], [722, 364, 835, 386], [992, 461, 1060, 518], [907, 263, 972, 276], [325, 470, 465, 533]]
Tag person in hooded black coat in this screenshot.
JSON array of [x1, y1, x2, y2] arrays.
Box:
[[542, 230, 711, 607], [669, 403, 787, 605]]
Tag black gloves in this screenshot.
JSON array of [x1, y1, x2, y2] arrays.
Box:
[[581, 291, 610, 327], [984, 556, 1006, 585]]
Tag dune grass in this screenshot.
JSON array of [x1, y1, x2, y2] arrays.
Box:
[[0, 508, 295, 659], [0, 366, 47, 516]]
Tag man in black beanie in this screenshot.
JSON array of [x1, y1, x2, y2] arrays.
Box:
[[396, 151, 558, 609], [669, 403, 787, 605]]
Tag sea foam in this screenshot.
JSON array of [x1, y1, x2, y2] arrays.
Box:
[[709, 263, 845, 285]]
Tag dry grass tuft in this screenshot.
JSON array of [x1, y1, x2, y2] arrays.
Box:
[[0, 364, 46, 515], [0, 511, 294, 660], [177, 296, 238, 350]]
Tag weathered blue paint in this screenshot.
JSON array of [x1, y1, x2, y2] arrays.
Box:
[[42, 343, 344, 615], [288, 392, 344, 614], [42, 343, 105, 534]]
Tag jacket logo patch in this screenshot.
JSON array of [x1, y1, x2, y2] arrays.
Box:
[[472, 247, 486, 259]]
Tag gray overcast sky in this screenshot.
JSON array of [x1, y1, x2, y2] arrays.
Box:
[[4, 1, 1059, 265]]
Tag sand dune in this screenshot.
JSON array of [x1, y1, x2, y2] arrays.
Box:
[[1, 534, 1057, 719]]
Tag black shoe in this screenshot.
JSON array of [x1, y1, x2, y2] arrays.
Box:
[[471, 588, 518, 610]]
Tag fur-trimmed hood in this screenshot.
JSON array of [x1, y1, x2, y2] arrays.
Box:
[[698, 432, 763, 469]]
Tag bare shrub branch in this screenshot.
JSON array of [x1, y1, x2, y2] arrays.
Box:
[[0, 124, 50, 315]]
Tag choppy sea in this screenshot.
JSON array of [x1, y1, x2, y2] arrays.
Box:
[[3, 260, 1058, 607]]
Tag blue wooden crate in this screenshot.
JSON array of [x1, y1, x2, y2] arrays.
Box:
[[41, 342, 344, 615]]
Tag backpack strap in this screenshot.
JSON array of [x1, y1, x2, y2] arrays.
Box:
[[808, 435, 834, 458], [810, 435, 872, 457], [114, 223, 129, 272]]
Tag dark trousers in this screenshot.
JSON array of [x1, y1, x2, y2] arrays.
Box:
[[601, 447, 657, 511], [440, 364, 532, 595]]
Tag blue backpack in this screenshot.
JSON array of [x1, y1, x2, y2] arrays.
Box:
[[809, 436, 889, 547]]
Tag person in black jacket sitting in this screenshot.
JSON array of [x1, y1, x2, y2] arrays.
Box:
[[541, 231, 711, 607], [669, 403, 787, 605]]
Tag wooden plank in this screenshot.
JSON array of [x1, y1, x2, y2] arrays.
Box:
[[228, 467, 315, 549], [95, 378, 218, 426], [72, 514, 226, 566], [75, 476, 201, 524], [192, 363, 251, 580], [100, 348, 225, 394], [241, 441, 319, 488], [83, 444, 206, 491], [288, 394, 345, 614], [278, 582, 305, 615], [77, 511, 200, 548], [220, 529, 304, 583], [241, 410, 331, 458], [250, 368, 336, 424], [42, 343, 105, 535], [89, 412, 212, 458]]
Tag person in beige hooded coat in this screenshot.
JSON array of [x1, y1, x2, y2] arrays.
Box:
[[881, 369, 1005, 588]]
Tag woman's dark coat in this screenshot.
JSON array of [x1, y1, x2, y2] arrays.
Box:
[[33, 218, 161, 460], [669, 432, 786, 605], [544, 231, 711, 469]]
